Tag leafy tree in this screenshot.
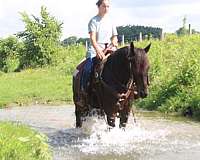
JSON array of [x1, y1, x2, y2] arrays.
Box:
[[77, 38, 89, 45], [117, 25, 162, 43], [62, 36, 77, 46], [17, 6, 63, 69]]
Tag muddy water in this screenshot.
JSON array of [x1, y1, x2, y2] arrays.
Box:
[[0, 105, 200, 160]]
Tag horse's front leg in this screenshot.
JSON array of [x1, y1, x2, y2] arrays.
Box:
[[119, 109, 130, 128], [107, 115, 116, 128]]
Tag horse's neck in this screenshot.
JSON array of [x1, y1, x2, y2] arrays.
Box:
[[106, 50, 130, 83]]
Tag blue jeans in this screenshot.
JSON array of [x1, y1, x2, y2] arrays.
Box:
[[80, 58, 93, 91]]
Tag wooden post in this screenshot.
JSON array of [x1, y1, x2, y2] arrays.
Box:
[[122, 35, 125, 46], [160, 29, 164, 40], [85, 40, 88, 49], [189, 24, 192, 35], [139, 32, 142, 42]]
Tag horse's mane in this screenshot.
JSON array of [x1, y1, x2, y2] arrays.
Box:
[[109, 46, 129, 61], [111, 45, 148, 73]]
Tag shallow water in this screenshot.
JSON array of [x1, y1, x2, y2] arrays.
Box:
[[1, 105, 200, 160], [50, 109, 200, 160]]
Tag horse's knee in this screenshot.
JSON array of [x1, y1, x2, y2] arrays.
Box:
[[107, 116, 115, 127]]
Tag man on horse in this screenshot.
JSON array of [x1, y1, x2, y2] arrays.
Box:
[[78, 0, 118, 106]]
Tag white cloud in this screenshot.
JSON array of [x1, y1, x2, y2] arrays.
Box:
[[112, 1, 200, 33], [0, 0, 200, 38]]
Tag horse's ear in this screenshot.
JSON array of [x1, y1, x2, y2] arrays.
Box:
[[130, 41, 135, 56], [144, 43, 151, 53]]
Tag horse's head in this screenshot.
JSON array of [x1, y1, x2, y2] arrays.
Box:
[[128, 42, 151, 98]]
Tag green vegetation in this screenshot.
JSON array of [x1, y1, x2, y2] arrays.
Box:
[[0, 122, 52, 160], [0, 45, 85, 108], [0, 36, 23, 72], [135, 34, 200, 119]]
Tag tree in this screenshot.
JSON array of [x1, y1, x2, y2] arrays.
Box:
[[176, 16, 188, 36], [62, 36, 77, 46], [117, 25, 162, 42], [17, 6, 63, 69], [77, 38, 89, 45]]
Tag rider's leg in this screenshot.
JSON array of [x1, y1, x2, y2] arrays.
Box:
[[81, 58, 93, 92], [77, 58, 93, 106]]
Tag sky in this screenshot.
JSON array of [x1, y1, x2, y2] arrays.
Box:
[[0, 0, 200, 40]]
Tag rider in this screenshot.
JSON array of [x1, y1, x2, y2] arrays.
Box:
[[79, 0, 118, 105]]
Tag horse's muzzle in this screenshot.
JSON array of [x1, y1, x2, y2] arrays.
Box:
[[140, 91, 148, 98]]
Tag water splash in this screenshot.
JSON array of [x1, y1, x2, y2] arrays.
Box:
[[75, 116, 170, 155], [48, 109, 200, 160]]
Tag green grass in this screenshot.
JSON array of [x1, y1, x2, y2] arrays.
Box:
[[0, 68, 72, 108], [0, 122, 52, 160]]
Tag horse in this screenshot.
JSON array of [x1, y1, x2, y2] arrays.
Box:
[[73, 42, 151, 128]]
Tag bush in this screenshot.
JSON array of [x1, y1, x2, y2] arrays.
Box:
[[0, 36, 23, 72]]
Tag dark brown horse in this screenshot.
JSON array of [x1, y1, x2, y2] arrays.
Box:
[[73, 42, 151, 128]]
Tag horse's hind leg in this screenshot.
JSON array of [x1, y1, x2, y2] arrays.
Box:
[[119, 111, 129, 128], [75, 105, 82, 128]]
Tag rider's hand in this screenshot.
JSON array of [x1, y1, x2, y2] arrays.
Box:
[[96, 49, 105, 60]]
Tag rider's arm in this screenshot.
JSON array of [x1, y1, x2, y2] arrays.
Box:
[[89, 31, 105, 60]]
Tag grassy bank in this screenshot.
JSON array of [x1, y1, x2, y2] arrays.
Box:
[[0, 68, 72, 108], [0, 122, 52, 160]]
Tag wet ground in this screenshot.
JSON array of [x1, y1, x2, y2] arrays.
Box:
[[0, 105, 200, 160]]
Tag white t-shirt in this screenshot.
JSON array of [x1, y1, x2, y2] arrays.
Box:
[[86, 15, 118, 58]]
